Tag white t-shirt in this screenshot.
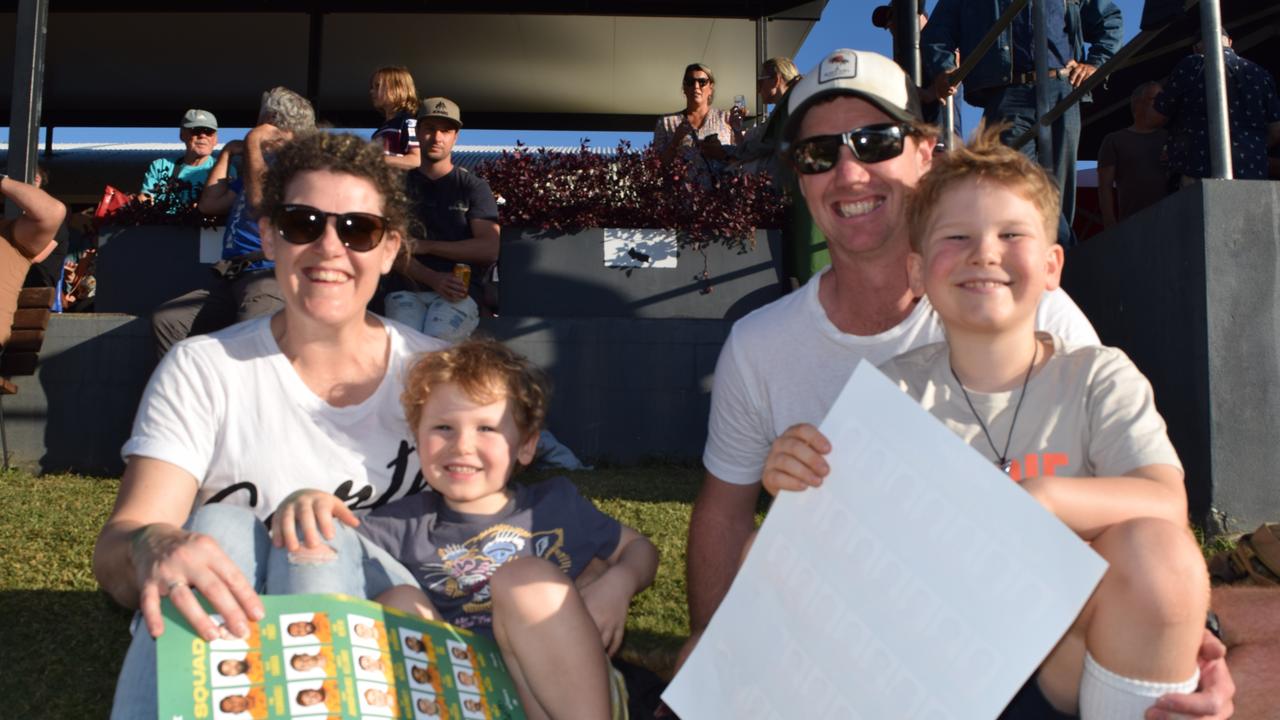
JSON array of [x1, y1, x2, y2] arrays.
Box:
[[703, 268, 1101, 485], [878, 334, 1180, 479], [123, 315, 448, 520]]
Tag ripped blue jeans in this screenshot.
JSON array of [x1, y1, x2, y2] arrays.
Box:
[[109, 503, 415, 719]]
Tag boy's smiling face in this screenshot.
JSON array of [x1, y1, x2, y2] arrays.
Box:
[[416, 381, 538, 515], [909, 177, 1063, 337]]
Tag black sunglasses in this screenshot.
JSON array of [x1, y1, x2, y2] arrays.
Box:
[[683, 77, 712, 88], [786, 123, 913, 174], [273, 204, 388, 252]]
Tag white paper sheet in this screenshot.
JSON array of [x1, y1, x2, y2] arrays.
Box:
[[664, 361, 1108, 720]]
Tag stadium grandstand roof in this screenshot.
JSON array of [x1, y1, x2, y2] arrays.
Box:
[[0, 1, 825, 131]]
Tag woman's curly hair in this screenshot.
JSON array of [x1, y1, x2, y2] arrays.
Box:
[[260, 132, 410, 237]]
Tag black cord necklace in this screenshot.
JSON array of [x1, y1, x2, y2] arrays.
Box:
[[950, 340, 1039, 475]]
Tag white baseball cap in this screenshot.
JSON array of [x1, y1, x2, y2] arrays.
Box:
[[784, 49, 922, 139]]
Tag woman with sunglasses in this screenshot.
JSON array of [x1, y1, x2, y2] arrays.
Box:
[[653, 62, 742, 180], [95, 132, 445, 719]]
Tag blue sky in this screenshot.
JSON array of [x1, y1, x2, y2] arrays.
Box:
[[4, 1, 1147, 147]]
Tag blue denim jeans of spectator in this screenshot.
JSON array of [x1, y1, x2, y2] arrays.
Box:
[[109, 503, 416, 719], [981, 77, 1080, 225]]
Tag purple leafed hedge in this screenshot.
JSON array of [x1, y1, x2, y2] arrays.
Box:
[[475, 141, 787, 253]]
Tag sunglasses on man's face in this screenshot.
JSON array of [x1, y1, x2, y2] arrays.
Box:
[[189, 127, 217, 136], [787, 123, 913, 174], [273, 204, 388, 252], [683, 77, 712, 88]]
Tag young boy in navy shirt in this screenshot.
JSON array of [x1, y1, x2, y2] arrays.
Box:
[[278, 339, 657, 720]]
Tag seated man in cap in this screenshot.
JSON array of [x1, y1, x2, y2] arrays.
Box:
[[384, 96, 500, 338], [139, 109, 224, 212]]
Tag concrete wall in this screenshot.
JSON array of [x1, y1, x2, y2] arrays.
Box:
[[4, 228, 783, 472], [3, 314, 153, 475], [1062, 179, 1280, 533], [501, 228, 783, 320]]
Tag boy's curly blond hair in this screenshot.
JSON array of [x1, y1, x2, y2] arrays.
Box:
[[907, 122, 1061, 253], [401, 338, 549, 442]]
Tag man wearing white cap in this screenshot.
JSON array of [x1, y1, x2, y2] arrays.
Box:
[[139, 108, 222, 210], [683, 48, 1231, 718]]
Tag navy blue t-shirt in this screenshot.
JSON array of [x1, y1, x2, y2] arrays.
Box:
[[356, 476, 622, 637]]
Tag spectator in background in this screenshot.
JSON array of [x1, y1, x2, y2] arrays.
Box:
[[369, 66, 421, 171], [923, 0, 1123, 225], [1153, 32, 1280, 182], [730, 57, 802, 177], [1, 172, 65, 343], [873, 3, 962, 139], [384, 97, 498, 339], [653, 63, 741, 183], [1097, 81, 1169, 228], [22, 165, 69, 290], [139, 109, 222, 211], [150, 87, 315, 358]]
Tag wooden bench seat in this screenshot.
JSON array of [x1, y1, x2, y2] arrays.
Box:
[[2, 273, 55, 468]]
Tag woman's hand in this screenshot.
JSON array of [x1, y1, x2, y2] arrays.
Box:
[[271, 489, 359, 552], [130, 523, 263, 642], [762, 423, 831, 495]]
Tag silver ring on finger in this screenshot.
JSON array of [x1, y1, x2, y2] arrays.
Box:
[[166, 579, 186, 593]]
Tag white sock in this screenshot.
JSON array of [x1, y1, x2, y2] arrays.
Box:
[[1078, 651, 1200, 719]]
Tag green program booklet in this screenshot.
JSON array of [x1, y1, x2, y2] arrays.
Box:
[[156, 593, 526, 720]]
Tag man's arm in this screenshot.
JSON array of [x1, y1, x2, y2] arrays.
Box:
[[383, 145, 421, 171], [198, 141, 243, 216], [409, 218, 499, 264], [1097, 164, 1118, 228], [243, 124, 288, 213], [920, 0, 962, 83], [0, 175, 66, 259], [1081, 0, 1124, 68], [686, 472, 761, 633]]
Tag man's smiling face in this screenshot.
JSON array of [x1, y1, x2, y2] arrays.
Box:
[[796, 95, 932, 261]]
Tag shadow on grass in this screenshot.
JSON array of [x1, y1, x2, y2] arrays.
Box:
[[0, 589, 133, 716], [619, 628, 686, 680]]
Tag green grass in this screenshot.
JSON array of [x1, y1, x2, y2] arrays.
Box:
[[0, 465, 713, 716]]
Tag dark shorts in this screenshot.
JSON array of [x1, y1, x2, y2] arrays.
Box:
[[999, 672, 1075, 720]]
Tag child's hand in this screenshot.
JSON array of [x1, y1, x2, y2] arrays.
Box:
[[271, 489, 359, 552], [579, 569, 635, 656], [762, 423, 831, 495]]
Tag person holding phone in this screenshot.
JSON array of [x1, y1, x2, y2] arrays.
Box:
[[653, 63, 742, 184]]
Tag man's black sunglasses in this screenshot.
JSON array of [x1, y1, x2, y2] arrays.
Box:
[[785, 123, 914, 174], [272, 204, 388, 252]]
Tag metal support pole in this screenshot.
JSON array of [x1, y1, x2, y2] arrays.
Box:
[[894, 0, 922, 88], [942, 97, 956, 150], [756, 16, 767, 117], [6, 0, 49, 205], [1031, 0, 1053, 170], [1199, 0, 1233, 178]]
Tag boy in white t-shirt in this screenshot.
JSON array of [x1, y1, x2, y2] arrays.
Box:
[[763, 126, 1209, 718]]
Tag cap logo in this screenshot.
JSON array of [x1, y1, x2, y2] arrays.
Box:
[[818, 52, 858, 84], [434, 102, 448, 112]]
